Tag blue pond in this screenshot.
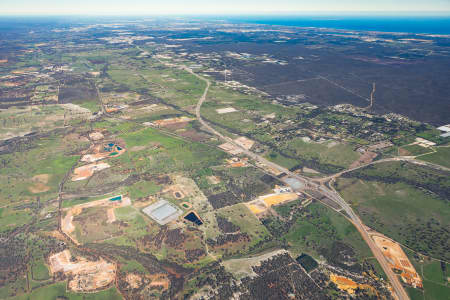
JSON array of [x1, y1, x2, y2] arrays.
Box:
[[184, 212, 203, 225]]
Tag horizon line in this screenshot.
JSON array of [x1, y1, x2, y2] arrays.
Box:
[[1, 11, 450, 17]]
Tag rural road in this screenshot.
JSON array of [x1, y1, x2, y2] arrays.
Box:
[[186, 66, 410, 300]]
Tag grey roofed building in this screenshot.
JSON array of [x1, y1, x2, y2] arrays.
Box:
[[142, 199, 182, 225]]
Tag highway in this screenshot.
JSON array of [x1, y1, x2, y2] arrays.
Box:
[[186, 66, 410, 300]]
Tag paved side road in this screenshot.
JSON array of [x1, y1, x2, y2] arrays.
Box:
[[187, 66, 409, 300]]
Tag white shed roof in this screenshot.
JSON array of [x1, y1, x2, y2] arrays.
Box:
[[437, 125, 450, 132]]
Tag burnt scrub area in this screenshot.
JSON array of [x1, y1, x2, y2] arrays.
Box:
[[182, 262, 238, 299], [262, 202, 364, 273], [197, 168, 274, 209], [184, 249, 206, 261], [139, 226, 207, 264], [240, 253, 329, 300], [216, 215, 240, 233], [296, 253, 318, 272], [206, 232, 251, 248], [184, 33, 450, 125], [58, 78, 98, 105], [207, 192, 242, 210], [319, 241, 360, 273]]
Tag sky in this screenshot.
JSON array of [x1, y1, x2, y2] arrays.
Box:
[[1, 0, 450, 15]]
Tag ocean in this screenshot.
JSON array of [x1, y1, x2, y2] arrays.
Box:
[[225, 15, 450, 35]]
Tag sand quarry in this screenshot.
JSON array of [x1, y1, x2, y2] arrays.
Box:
[[71, 162, 110, 181], [81, 142, 126, 163], [372, 235, 422, 288], [61, 195, 131, 244], [246, 190, 298, 215], [48, 249, 116, 292]]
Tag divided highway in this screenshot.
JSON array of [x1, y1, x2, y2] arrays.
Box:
[[187, 67, 410, 300]]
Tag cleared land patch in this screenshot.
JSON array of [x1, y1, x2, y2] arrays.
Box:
[[418, 146, 450, 168], [48, 249, 116, 292], [71, 162, 110, 181], [216, 107, 237, 114], [246, 190, 298, 216], [372, 234, 422, 288], [61, 195, 131, 244]]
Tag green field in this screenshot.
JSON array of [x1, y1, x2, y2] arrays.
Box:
[[263, 201, 381, 275], [118, 127, 227, 174], [404, 249, 450, 300], [400, 144, 433, 156], [0, 130, 88, 232], [285, 202, 370, 260], [0, 207, 34, 233], [31, 259, 50, 281], [62, 194, 113, 208], [336, 162, 450, 260], [0, 134, 82, 206], [422, 280, 449, 300], [0, 105, 65, 140], [406, 287, 424, 300], [215, 204, 273, 257], [107, 62, 206, 108], [282, 138, 360, 169], [119, 259, 148, 273], [423, 261, 447, 284], [124, 180, 161, 199], [419, 146, 450, 168], [265, 151, 300, 170], [105, 206, 154, 248], [9, 282, 122, 300]]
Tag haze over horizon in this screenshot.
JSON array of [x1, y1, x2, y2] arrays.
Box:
[[1, 0, 450, 15]]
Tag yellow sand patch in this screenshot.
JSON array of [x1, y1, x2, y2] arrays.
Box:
[[330, 274, 376, 296], [247, 203, 266, 214], [330, 274, 359, 294], [262, 193, 298, 207], [246, 192, 298, 215], [152, 116, 194, 127]]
